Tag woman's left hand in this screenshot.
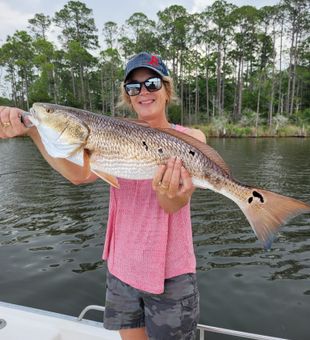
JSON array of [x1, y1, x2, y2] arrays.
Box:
[[152, 157, 195, 212]]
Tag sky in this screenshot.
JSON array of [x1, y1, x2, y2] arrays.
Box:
[[0, 0, 280, 45]]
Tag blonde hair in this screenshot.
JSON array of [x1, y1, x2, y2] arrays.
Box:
[[117, 75, 178, 112]]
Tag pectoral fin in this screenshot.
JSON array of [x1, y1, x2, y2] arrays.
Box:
[[91, 169, 120, 188], [82, 150, 91, 179]]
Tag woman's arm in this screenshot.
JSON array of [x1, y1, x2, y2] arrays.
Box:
[[27, 128, 98, 184], [0, 106, 98, 185]]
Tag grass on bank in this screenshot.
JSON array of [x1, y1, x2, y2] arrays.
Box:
[[193, 123, 310, 137], [188, 110, 310, 137]]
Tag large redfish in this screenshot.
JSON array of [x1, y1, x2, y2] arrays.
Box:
[[25, 103, 310, 249]]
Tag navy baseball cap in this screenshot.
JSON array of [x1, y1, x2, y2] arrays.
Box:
[[124, 52, 169, 81]]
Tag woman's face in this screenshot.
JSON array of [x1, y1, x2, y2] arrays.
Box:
[[127, 68, 168, 121]]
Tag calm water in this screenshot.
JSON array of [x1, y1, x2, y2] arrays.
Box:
[[0, 137, 309, 339]]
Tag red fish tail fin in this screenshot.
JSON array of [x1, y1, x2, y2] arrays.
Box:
[[238, 188, 310, 249]]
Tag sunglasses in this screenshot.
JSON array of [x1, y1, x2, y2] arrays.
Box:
[[124, 77, 162, 96]]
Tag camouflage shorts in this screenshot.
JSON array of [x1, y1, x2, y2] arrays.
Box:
[[104, 270, 200, 340]]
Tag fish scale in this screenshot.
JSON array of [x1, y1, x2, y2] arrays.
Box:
[[87, 119, 209, 179], [26, 103, 310, 249]]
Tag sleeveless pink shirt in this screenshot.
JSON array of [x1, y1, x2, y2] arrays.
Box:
[[102, 125, 196, 294]]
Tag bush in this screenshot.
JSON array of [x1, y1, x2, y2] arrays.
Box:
[[168, 104, 182, 124], [211, 115, 228, 136], [273, 115, 288, 131], [296, 108, 310, 125], [0, 97, 13, 106]]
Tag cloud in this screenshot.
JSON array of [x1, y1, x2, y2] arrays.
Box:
[[191, 0, 214, 13], [0, 2, 33, 42]]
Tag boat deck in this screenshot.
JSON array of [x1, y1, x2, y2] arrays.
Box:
[[0, 301, 288, 340]]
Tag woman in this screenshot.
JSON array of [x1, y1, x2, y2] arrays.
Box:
[[0, 52, 206, 340]]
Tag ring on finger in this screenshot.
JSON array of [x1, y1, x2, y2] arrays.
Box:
[[160, 183, 169, 190], [1, 121, 11, 128]]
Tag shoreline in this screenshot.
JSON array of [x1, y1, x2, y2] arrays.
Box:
[[6, 122, 310, 139], [191, 124, 310, 138]]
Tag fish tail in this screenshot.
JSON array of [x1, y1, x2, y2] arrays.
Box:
[[236, 188, 310, 249]]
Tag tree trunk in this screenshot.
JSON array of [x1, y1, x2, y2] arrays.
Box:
[[24, 72, 30, 111], [216, 36, 222, 115], [180, 53, 184, 125], [87, 75, 92, 111], [180, 78, 184, 125], [111, 78, 115, 117], [234, 55, 243, 121], [221, 48, 226, 115], [232, 65, 238, 121], [188, 81, 191, 125], [290, 30, 299, 116], [71, 67, 76, 99], [295, 79, 301, 114], [52, 67, 58, 103], [237, 57, 244, 120], [79, 64, 86, 109], [205, 46, 210, 120], [268, 23, 276, 127], [101, 67, 105, 113], [256, 71, 263, 134], [195, 60, 199, 124], [277, 17, 284, 115], [11, 68, 18, 106], [285, 20, 295, 114]]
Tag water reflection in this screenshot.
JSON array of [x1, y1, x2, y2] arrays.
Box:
[[0, 137, 309, 339]]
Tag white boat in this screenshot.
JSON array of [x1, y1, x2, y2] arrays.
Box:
[[0, 302, 120, 340], [0, 301, 288, 340]]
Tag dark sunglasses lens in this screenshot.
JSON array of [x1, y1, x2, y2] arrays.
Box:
[[125, 83, 141, 96], [145, 78, 162, 92]]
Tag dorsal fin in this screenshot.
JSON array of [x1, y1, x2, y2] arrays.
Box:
[[158, 128, 232, 176]]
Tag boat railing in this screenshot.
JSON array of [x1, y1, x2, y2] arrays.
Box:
[[78, 305, 289, 340]]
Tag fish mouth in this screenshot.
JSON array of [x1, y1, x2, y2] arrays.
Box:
[[21, 109, 38, 128], [28, 107, 40, 127]]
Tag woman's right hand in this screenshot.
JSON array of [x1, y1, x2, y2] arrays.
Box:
[[0, 106, 30, 139]]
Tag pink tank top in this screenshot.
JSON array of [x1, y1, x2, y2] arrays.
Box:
[[102, 125, 196, 294]]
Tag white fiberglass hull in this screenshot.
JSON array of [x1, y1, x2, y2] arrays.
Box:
[[0, 301, 288, 340], [0, 301, 120, 340]]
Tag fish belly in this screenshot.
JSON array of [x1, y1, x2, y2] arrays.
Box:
[[90, 154, 158, 180]]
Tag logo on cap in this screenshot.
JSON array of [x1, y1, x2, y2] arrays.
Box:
[[148, 55, 159, 67]]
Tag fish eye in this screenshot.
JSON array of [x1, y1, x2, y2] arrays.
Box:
[[46, 108, 54, 113]]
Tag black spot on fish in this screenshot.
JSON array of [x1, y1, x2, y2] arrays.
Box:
[[248, 197, 253, 204], [189, 150, 195, 156], [142, 141, 148, 151], [253, 190, 264, 203], [158, 148, 163, 154]]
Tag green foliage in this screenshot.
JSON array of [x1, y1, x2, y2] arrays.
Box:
[[28, 71, 51, 103], [168, 104, 182, 124], [195, 122, 309, 137], [0, 97, 13, 106], [28, 13, 51, 40], [53, 0, 98, 49], [296, 108, 310, 125], [0, 0, 309, 126], [240, 108, 257, 126]]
